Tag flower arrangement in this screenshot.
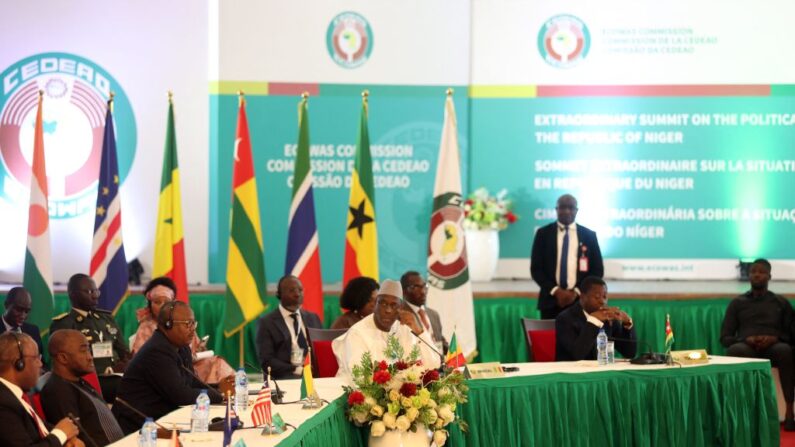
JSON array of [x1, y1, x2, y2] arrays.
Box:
[[344, 336, 469, 446], [463, 187, 518, 231]]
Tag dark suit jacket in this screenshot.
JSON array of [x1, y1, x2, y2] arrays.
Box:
[[3, 320, 44, 362], [112, 329, 222, 434], [41, 373, 119, 446], [400, 303, 449, 355], [530, 222, 604, 313], [555, 301, 637, 361], [255, 308, 322, 379], [0, 381, 61, 447]]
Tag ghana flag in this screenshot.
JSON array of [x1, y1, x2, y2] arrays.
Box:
[[223, 93, 267, 337], [153, 93, 189, 302], [342, 92, 378, 285]]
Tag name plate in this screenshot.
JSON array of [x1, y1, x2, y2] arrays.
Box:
[[670, 349, 709, 365], [464, 362, 505, 379]]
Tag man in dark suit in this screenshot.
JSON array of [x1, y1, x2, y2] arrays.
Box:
[[3, 287, 44, 357], [555, 276, 636, 361], [256, 275, 322, 379], [41, 329, 124, 446], [400, 271, 448, 355], [0, 332, 82, 446], [112, 301, 232, 434], [531, 194, 604, 319]]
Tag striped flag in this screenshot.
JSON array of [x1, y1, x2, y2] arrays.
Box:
[[664, 314, 674, 353], [299, 352, 314, 400], [223, 94, 267, 337], [285, 94, 323, 320], [445, 330, 466, 368], [250, 379, 273, 427], [90, 97, 129, 313], [342, 92, 378, 285], [23, 91, 53, 333], [153, 94, 189, 302], [426, 91, 476, 359]]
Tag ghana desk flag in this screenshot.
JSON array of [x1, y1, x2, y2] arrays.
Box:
[[90, 96, 129, 313], [342, 92, 378, 285], [426, 91, 476, 358], [153, 93, 189, 302], [23, 91, 54, 332], [285, 94, 323, 320], [223, 93, 267, 337]]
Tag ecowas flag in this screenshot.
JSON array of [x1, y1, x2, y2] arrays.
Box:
[[223, 94, 267, 336], [153, 94, 189, 302], [426, 93, 476, 358], [23, 91, 53, 332]]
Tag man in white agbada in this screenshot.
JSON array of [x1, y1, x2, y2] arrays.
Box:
[[333, 279, 441, 379]]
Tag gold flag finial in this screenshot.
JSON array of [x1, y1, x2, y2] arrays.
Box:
[[168, 90, 173, 103], [108, 91, 115, 112], [301, 91, 309, 100], [446, 88, 454, 96], [238, 90, 245, 106], [362, 89, 369, 100], [38, 90, 44, 98]]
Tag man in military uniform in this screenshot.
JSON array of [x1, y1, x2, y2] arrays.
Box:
[[50, 273, 130, 402]]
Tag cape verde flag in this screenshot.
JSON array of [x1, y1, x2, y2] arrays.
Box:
[[90, 99, 129, 313]]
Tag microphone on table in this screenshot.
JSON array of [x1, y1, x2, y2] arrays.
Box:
[[67, 412, 99, 447], [179, 363, 217, 391], [608, 336, 667, 365], [409, 330, 446, 372], [114, 397, 170, 431], [245, 361, 285, 404]]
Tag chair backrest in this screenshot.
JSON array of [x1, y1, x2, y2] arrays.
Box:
[[82, 371, 103, 399], [306, 328, 347, 377], [521, 318, 556, 362]]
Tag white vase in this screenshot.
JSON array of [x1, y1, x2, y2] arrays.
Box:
[[465, 229, 500, 281], [368, 424, 432, 447]]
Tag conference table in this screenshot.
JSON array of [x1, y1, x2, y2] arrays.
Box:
[[109, 356, 778, 446]]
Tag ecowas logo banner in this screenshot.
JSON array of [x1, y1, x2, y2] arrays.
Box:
[[538, 14, 591, 68], [0, 52, 136, 218], [326, 11, 373, 69]]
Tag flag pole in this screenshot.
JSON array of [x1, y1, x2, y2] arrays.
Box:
[[239, 329, 244, 368]]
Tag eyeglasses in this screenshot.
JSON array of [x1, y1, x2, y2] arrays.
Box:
[[408, 284, 428, 290], [172, 319, 197, 329]]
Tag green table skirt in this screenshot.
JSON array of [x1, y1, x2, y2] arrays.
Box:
[[50, 294, 739, 367]]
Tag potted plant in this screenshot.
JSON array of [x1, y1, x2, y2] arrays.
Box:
[[463, 187, 518, 281]]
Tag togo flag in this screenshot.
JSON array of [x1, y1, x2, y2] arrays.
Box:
[[153, 93, 189, 302], [426, 91, 476, 359], [223, 93, 267, 336], [342, 91, 378, 285], [23, 91, 53, 332]]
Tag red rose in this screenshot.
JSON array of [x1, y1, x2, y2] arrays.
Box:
[[465, 199, 473, 206], [506, 212, 517, 223], [395, 360, 409, 371], [348, 391, 365, 406], [373, 370, 392, 384], [377, 360, 389, 371], [400, 382, 418, 397], [422, 369, 440, 385]]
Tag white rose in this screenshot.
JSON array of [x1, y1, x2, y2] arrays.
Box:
[[437, 387, 449, 398], [389, 389, 401, 402], [438, 406, 455, 424], [424, 409, 438, 425], [382, 412, 397, 429], [370, 405, 384, 417], [370, 421, 386, 437], [427, 399, 438, 409], [365, 396, 377, 407], [406, 407, 420, 422], [434, 418, 444, 429], [353, 411, 370, 425], [433, 430, 448, 446], [395, 415, 411, 432]]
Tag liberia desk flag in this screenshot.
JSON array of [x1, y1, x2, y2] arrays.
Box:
[[426, 91, 477, 359], [153, 94, 189, 302], [285, 94, 323, 320], [342, 92, 378, 285], [90, 97, 129, 313], [223, 93, 267, 337], [250, 378, 273, 427], [23, 91, 53, 332]]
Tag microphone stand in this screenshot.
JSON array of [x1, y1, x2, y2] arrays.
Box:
[[410, 329, 446, 373], [608, 336, 666, 365], [67, 412, 99, 447], [245, 361, 284, 404]]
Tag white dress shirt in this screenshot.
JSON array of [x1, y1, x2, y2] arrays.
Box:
[[552, 222, 579, 295], [0, 377, 66, 445]]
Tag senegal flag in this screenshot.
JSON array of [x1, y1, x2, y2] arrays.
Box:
[[153, 94, 189, 302], [300, 352, 314, 399], [445, 330, 466, 368], [23, 91, 53, 333], [342, 92, 378, 285], [223, 93, 267, 337]]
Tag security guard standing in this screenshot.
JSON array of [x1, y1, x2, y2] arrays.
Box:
[[50, 273, 131, 401]]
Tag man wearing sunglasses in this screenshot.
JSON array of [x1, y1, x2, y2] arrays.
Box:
[[112, 301, 233, 434]]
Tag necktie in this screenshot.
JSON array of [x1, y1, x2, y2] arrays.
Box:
[[559, 225, 569, 290], [77, 379, 125, 442], [417, 308, 431, 331], [290, 313, 308, 350], [21, 394, 47, 439]]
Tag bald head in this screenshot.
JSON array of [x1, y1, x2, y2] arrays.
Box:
[[48, 329, 83, 357], [49, 329, 94, 378]]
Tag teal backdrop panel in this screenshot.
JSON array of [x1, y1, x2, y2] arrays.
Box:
[[209, 87, 469, 284]]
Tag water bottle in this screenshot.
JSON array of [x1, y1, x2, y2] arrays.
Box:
[[138, 417, 157, 447], [234, 368, 248, 412], [191, 389, 211, 433], [597, 328, 608, 366]]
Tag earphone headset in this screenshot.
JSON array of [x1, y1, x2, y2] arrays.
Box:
[[163, 301, 177, 330], [11, 332, 25, 372]]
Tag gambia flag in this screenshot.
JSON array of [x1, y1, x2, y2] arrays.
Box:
[[445, 330, 466, 368], [342, 93, 378, 285], [153, 94, 189, 302], [223, 94, 267, 337], [23, 91, 53, 333], [664, 314, 674, 353], [300, 351, 314, 399], [285, 95, 323, 320]]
